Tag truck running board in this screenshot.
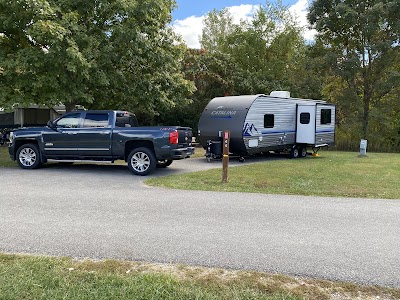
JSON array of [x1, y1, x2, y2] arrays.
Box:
[[47, 159, 116, 164]]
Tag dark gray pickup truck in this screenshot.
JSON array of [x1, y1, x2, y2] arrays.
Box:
[[8, 110, 194, 175]]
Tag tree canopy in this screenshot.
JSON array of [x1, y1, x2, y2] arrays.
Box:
[[200, 3, 305, 95], [308, 0, 400, 140], [158, 48, 237, 131], [0, 0, 194, 117]]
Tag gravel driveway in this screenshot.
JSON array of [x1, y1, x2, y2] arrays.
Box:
[[1, 156, 399, 288]]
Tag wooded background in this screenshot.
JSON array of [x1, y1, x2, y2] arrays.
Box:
[[1, 0, 399, 151]]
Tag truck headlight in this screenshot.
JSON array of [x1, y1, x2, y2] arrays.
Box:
[[9, 132, 14, 144]]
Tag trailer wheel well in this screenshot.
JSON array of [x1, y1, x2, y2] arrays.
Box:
[[125, 140, 155, 161]]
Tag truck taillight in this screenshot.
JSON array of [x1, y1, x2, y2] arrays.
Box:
[[169, 130, 179, 144]]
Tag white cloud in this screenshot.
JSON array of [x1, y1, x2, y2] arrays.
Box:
[[172, 15, 205, 49], [172, 0, 316, 49], [228, 4, 259, 24], [288, 0, 317, 41], [172, 4, 258, 49]]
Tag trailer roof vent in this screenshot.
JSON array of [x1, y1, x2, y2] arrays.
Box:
[[270, 91, 290, 98]]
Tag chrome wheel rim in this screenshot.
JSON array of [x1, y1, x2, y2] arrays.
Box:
[[293, 149, 299, 158], [19, 147, 37, 167], [301, 148, 307, 157], [131, 152, 151, 173]]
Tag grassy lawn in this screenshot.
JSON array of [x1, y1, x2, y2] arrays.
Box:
[[0, 254, 399, 300], [0, 146, 16, 168], [146, 151, 400, 199]]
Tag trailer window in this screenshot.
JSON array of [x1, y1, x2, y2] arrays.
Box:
[[321, 109, 332, 124], [300, 112, 310, 124], [264, 114, 274, 128]]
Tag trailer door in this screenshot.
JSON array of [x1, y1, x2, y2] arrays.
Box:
[[296, 105, 316, 144]]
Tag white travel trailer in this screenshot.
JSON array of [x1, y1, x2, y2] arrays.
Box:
[[198, 91, 336, 161]]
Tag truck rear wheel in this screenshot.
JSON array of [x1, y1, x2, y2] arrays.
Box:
[[16, 143, 42, 169], [127, 147, 156, 176]]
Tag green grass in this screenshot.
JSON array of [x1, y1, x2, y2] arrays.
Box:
[[1, 254, 399, 300], [0, 254, 298, 300], [0, 146, 16, 167], [146, 151, 400, 199]]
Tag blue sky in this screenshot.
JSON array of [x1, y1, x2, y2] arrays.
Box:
[[171, 0, 315, 48], [172, 0, 298, 20]]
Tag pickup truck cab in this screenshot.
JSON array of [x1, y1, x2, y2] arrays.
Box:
[[9, 110, 194, 175]]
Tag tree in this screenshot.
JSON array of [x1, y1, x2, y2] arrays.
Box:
[[200, 9, 234, 52], [0, 0, 194, 117], [308, 0, 400, 139], [158, 48, 237, 132], [200, 2, 305, 96]]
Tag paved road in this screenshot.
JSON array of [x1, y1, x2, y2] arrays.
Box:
[[0, 157, 399, 288]]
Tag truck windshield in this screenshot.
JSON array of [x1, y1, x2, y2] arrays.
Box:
[[116, 112, 138, 127]]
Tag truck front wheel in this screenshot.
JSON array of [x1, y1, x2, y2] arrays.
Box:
[[16, 143, 42, 169], [127, 147, 156, 176]]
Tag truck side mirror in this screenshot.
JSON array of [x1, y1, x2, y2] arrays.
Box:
[[47, 120, 56, 130]]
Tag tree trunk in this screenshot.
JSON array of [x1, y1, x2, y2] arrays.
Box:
[[362, 67, 371, 140], [65, 103, 76, 112], [362, 92, 370, 140], [361, 47, 373, 140]]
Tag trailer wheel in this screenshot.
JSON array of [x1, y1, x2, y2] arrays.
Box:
[[299, 147, 307, 158], [16, 143, 42, 169], [127, 147, 156, 176], [290, 147, 299, 159]]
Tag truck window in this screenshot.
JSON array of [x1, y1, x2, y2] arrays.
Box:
[[321, 109, 332, 124], [56, 113, 80, 128], [264, 114, 274, 128], [116, 113, 138, 127], [83, 113, 109, 128]]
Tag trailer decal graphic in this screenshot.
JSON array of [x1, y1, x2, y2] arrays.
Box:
[[211, 110, 237, 116], [260, 130, 296, 135], [316, 130, 335, 133], [211, 116, 233, 119], [243, 123, 259, 136]]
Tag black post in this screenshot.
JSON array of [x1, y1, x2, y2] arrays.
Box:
[[222, 130, 230, 183]]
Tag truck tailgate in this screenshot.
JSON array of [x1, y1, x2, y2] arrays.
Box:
[[177, 127, 193, 148]]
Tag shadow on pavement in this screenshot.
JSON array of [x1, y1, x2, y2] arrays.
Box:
[[30, 152, 290, 178]]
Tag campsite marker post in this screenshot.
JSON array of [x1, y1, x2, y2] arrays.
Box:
[[222, 130, 230, 183]]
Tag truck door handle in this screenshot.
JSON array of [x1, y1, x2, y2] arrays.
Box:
[[100, 132, 110, 135], [67, 132, 77, 135]]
